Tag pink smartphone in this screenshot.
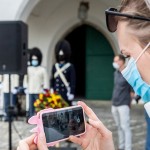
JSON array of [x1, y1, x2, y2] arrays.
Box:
[[39, 106, 86, 146]]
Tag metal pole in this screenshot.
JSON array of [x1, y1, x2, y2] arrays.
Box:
[[8, 74, 12, 150]]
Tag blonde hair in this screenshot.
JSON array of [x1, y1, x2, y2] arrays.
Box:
[[120, 0, 150, 47]]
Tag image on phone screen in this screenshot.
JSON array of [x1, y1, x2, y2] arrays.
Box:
[[42, 107, 85, 143]]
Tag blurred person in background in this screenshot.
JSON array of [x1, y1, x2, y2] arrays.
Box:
[[112, 55, 133, 150], [24, 48, 49, 118], [0, 74, 19, 121], [50, 40, 76, 106]]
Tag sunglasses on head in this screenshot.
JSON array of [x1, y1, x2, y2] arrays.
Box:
[[105, 8, 150, 32]]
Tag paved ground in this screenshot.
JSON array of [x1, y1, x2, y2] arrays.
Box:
[[0, 100, 147, 150]]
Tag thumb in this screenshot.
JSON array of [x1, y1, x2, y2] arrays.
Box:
[[37, 132, 48, 150]]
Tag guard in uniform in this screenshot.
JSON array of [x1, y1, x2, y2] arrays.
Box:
[[50, 40, 76, 106]]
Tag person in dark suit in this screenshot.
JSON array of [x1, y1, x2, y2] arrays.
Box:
[[50, 40, 76, 106]]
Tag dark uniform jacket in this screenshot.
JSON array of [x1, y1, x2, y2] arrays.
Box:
[[50, 63, 76, 104]]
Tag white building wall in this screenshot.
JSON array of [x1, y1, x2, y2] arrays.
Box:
[[0, 0, 24, 20], [0, 0, 120, 75]]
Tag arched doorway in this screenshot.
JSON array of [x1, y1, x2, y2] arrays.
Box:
[[65, 25, 86, 99], [65, 24, 114, 100]]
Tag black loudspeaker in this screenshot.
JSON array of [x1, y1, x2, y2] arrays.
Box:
[[0, 21, 28, 74]]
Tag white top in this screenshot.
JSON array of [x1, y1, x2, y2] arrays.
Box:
[[24, 66, 49, 94], [0, 74, 19, 93]]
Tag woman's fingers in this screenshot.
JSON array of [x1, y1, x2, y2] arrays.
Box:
[[18, 137, 33, 150], [17, 134, 37, 150], [17, 144, 37, 150], [24, 134, 36, 145], [89, 119, 115, 149], [88, 118, 112, 138], [18, 141, 29, 150], [78, 101, 101, 121], [69, 136, 82, 146], [78, 101, 112, 138], [37, 132, 48, 150], [17, 146, 20, 150]]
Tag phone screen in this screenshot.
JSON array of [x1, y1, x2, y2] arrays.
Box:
[[42, 106, 85, 143]]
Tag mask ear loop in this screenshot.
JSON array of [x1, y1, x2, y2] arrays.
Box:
[[135, 42, 150, 63]]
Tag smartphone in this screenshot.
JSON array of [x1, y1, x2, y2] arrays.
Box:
[[41, 106, 86, 144]]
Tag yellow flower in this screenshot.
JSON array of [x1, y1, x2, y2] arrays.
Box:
[[34, 91, 69, 112], [39, 94, 44, 100], [48, 98, 52, 102], [58, 103, 61, 108], [43, 101, 47, 105], [34, 103, 37, 107], [37, 99, 41, 105], [51, 103, 55, 108], [56, 95, 61, 99]]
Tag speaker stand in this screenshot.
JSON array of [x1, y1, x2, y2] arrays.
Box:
[[8, 74, 15, 150], [8, 106, 15, 150]]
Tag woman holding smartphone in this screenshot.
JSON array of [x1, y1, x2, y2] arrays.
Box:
[[17, 101, 115, 150], [17, 0, 150, 149]]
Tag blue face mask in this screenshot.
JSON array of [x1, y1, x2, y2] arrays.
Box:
[[31, 60, 38, 66], [121, 42, 150, 102], [112, 62, 119, 70]]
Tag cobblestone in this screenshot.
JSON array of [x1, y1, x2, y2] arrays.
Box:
[[0, 101, 146, 150]]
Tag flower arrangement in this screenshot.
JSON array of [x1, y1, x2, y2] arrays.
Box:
[[34, 89, 69, 112]]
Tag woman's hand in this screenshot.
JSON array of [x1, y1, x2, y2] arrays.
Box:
[[17, 132, 48, 150], [17, 101, 115, 150], [69, 101, 115, 150]]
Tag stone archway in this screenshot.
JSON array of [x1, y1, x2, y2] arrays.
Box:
[[15, 0, 119, 76]]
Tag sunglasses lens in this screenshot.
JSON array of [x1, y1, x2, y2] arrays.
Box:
[[107, 14, 117, 32]]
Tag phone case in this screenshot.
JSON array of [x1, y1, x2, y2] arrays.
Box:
[[28, 105, 86, 147]]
